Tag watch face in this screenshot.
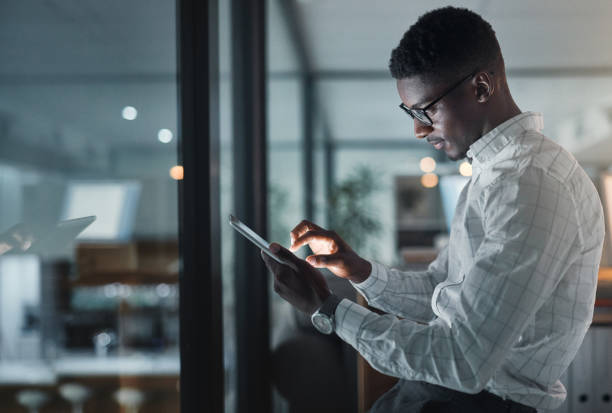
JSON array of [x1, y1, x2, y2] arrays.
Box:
[[311, 313, 333, 335]]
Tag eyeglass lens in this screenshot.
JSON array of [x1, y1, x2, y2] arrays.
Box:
[[412, 110, 430, 125]]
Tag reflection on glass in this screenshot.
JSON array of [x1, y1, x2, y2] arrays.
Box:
[[63, 181, 141, 240], [267, 1, 307, 412], [219, 0, 236, 411], [0, 1, 179, 412]]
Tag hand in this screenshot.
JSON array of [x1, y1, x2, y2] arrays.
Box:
[[261, 243, 331, 315], [289, 220, 372, 284]]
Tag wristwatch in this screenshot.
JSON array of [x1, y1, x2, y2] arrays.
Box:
[[311, 294, 342, 335]]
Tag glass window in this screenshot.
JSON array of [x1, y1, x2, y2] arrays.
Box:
[[267, 1, 304, 411], [219, 0, 237, 411], [0, 3, 179, 412]]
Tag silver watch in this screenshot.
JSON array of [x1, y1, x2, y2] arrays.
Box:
[[311, 294, 342, 335]]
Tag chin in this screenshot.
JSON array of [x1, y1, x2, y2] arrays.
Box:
[[447, 151, 467, 162], [443, 142, 464, 161]]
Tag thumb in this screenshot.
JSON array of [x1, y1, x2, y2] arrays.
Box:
[[306, 253, 342, 268]]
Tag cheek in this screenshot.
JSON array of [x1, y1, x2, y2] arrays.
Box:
[[436, 109, 472, 141], [436, 116, 462, 141], [436, 97, 476, 133], [433, 105, 459, 133]]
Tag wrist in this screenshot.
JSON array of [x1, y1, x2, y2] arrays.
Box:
[[350, 259, 372, 284], [311, 294, 342, 334], [315, 289, 332, 312]]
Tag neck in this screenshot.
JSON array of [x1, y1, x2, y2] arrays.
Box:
[[480, 94, 521, 137]]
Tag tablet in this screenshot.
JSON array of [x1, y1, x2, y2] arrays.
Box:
[[228, 214, 298, 271]]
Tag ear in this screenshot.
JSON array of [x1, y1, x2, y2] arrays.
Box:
[[474, 71, 494, 103]]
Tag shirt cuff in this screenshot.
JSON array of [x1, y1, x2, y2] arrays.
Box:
[[334, 298, 372, 349], [349, 260, 388, 300]]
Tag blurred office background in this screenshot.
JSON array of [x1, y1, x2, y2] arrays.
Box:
[[2, 0, 612, 412], [0, 1, 180, 412]]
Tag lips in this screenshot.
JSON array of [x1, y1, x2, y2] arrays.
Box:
[[428, 138, 445, 150]]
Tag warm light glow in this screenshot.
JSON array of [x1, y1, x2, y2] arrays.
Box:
[[419, 157, 436, 173], [158, 128, 173, 143], [421, 173, 439, 188], [122, 106, 138, 120], [170, 165, 184, 180], [459, 161, 473, 177]]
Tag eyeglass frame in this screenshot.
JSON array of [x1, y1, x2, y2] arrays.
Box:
[[398, 70, 477, 126]]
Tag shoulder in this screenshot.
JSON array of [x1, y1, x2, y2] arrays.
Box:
[[482, 131, 578, 190]]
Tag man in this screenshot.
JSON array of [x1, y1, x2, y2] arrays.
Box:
[[261, 7, 604, 412]]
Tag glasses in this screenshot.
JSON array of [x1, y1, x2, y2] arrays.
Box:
[[398, 71, 476, 126]]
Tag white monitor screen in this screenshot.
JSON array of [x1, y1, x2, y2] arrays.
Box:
[[439, 175, 469, 231], [62, 181, 141, 240]]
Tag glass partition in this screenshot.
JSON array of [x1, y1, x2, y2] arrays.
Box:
[[267, 1, 303, 410], [218, 0, 237, 410], [0, 2, 179, 412]]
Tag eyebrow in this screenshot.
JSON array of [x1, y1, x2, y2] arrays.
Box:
[[411, 98, 430, 109], [409, 91, 437, 109], [409, 95, 433, 110]]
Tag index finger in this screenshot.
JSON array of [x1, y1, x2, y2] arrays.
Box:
[[290, 230, 336, 252], [289, 220, 325, 244]]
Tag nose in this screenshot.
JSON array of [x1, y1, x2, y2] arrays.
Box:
[[413, 119, 433, 139]]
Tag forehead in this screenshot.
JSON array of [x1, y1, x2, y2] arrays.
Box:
[[396, 76, 445, 107]]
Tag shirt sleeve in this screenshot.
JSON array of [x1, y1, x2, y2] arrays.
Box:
[[349, 247, 448, 323], [335, 168, 582, 393]]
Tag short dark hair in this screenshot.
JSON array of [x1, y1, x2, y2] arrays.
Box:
[[389, 7, 502, 82]]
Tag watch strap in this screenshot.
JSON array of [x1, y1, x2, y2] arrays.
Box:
[[317, 294, 342, 318]]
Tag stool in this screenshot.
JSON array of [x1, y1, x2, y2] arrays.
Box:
[[114, 387, 146, 413], [59, 383, 91, 413], [15, 389, 49, 413]]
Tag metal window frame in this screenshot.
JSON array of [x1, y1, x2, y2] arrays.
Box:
[[177, 0, 224, 412], [231, 0, 271, 412]]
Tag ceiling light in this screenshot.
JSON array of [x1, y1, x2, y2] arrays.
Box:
[[122, 106, 138, 120], [158, 129, 173, 143]]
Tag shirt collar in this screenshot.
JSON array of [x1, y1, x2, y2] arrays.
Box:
[[466, 112, 544, 165]]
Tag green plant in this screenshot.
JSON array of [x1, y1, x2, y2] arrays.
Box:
[[327, 165, 383, 254]]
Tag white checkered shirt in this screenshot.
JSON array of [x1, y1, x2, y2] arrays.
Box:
[[334, 112, 605, 410]]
